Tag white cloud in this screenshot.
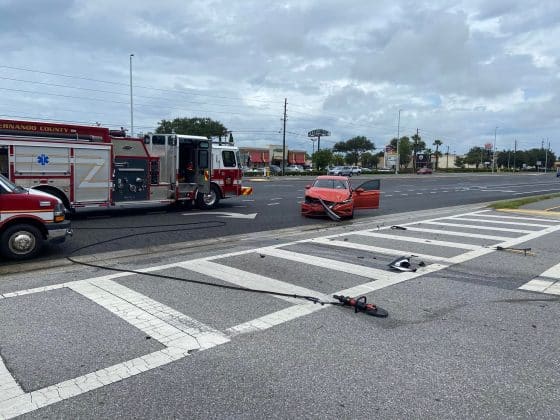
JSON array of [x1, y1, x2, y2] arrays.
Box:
[[0, 0, 558, 154]]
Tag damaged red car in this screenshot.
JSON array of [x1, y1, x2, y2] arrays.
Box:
[[301, 176, 380, 220]]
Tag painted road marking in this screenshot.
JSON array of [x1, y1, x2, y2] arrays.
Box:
[[402, 226, 509, 241], [177, 260, 328, 304], [354, 231, 482, 250], [2, 208, 560, 418], [519, 262, 560, 296], [309, 237, 454, 263], [463, 213, 560, 223], [450, 216, 553, 228], [422, 221, 534, 234]]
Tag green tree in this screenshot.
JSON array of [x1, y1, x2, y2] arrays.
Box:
[[360, 152, 379, 168], [454, 156, 465, 168], [390, 136, 412, 168], [433, 139, 443, 169], [312, 149, 334, 170], [156, 117, 228, 139], [332, 154, 345, 166], [333, 136, 375, 165], [464, 146, 489, 169], [410, 133, 425, 171]]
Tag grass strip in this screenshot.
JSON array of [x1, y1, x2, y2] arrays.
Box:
[[488, 193, 560, 209]]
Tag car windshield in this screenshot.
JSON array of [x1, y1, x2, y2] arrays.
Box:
[[0, 173, 20, 192], [313, 179, 348, 189]]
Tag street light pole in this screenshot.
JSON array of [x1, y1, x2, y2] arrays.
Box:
[[492, 126, 498, 174], [129, 54, 134, 137], [395, 109, 401, 174]]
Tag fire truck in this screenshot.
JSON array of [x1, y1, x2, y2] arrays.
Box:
[[0, 119, 251, 211]]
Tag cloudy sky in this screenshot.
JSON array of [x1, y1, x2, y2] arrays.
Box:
[[1, 0, 558, 155]]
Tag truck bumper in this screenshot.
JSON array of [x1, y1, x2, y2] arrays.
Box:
[[46, 220, 73, 244]]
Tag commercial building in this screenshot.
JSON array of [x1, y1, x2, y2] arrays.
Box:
[[239, 145, 306, 169]]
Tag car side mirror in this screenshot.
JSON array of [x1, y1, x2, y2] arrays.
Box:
[[305, 185, 311, 189]]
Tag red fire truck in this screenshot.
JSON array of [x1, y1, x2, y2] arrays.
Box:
[[0, 173, 71, 259], [0, 119, 251, 211]]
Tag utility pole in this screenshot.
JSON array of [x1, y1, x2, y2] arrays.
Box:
[[282, 98, 287, 176], [413, 128, 419, 173], [545, 139, 550, 173], [492, 126, 498, 174], [395, 109, 401, 174], [446, 145, 449, 169], [513, 139, 517, 172], [129, 53, 134, 137]]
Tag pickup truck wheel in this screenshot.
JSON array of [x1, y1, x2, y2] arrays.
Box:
[[196, 184, 220, 209], [0, 224, 43, 260]]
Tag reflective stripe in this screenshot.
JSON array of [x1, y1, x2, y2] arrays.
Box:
[[0, 210, 54, 222]]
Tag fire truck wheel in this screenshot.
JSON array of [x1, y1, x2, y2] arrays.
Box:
[[1, 224, 44, 260], [196, 185, 221, 209]]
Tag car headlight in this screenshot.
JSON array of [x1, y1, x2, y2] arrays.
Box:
[[54, 202, 65, 222]]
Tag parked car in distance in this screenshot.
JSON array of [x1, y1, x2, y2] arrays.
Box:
[[285, 165, 303, 173], [351, 166, 362, 175], [328, 166, 352, 176], [417, 167, 433, 174], [301, 175, 381, 220], [268, 165, 282, 175]]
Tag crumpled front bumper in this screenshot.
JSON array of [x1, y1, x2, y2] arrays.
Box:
[[301, 200, 353, 218]]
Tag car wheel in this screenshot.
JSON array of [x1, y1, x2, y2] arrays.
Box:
[[0, 223, 44, 260]]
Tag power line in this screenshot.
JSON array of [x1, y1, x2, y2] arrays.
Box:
[[0, 65, 282, 105]]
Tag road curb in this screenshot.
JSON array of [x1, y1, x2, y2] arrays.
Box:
[[0, 203, 490, 277], [495, 208, 560, 218]]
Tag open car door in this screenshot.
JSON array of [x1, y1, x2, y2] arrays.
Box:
[[352, 179, 380, 209]]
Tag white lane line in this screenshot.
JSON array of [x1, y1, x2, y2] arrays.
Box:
[[0, 359, 24, 403], [458, 213, 560, 223], [267, 202, 280, 206], [430, 191, 437, 194], [225, 262, 448, 338], [541, 262, 560, 279], [80, 279, 229, 347], [269, 197, 283, 200], [401, 193, 409, 196], [71, 280, 228, 349], [394, 190, 401, 192], [257, 247, 401, 282], [519, 279, 556, 293], [386, 194, 393, 197], [0, 279, 230, 419], [422, 221, 534, 234], [416, 193, 423, 195], [449, 217, 552, 228], [403, 226, 509, 241], [354, 231, 482, 250], [177, 260, 328, 304], [513, 188, 560, 195], [309, 237, 453, 263]]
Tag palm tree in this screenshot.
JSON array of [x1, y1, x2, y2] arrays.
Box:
[[433, 139, 443, 169]]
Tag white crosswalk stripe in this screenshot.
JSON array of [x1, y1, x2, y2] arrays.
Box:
[[2, 209, 560, 419]]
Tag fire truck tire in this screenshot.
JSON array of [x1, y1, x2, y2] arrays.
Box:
[[196, 184, 221, 209], [0, 224, 44, 260]]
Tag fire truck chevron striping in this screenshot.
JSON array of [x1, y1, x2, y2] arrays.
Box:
[[0, 119, 251, 211]]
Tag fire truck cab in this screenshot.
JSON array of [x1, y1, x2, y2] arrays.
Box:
[[0, 173, 71, 259]]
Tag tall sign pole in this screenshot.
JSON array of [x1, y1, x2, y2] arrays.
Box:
[[129, 54, 134, 137], [282, 98, 287, 176], [395, 109, 401, 174], [308, 129, 330, 154]]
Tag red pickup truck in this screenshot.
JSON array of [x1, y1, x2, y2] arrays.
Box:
[[0, 174, 72, 260]]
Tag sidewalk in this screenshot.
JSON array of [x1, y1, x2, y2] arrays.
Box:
[[497, 196, 560, 218]]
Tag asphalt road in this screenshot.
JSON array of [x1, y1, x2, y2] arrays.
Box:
[[2, 172, 560, 265], [1, 204, 559, 418]]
